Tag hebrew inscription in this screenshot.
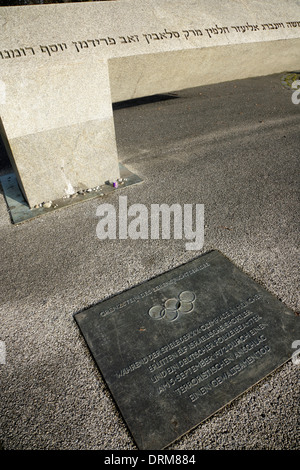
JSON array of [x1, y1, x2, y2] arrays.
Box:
[[40, 43, 67, 56], [0, 46, 35, 59], [1, 19, 299, 61]]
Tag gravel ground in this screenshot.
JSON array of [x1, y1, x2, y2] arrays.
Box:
[[0, 73, 299, 451]]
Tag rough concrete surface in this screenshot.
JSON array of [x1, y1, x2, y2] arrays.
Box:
[[0, 73, 299, 451]]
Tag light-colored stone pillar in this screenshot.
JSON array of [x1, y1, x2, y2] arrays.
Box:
[[0, 57, 119, 207]]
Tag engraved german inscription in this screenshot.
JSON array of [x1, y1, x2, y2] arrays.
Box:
[[115, 294, 271, 401]]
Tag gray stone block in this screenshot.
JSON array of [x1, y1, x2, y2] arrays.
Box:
[[0, 0, 299, 207]]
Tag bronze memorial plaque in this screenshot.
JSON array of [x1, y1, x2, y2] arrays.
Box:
[[74, 250, 299, 450]]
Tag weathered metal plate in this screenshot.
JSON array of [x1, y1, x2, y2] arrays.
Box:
[[0, 163, 142, 224], [74, 250, 299, 450]]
